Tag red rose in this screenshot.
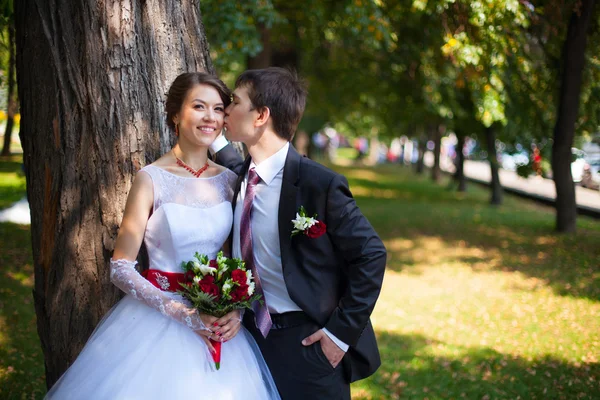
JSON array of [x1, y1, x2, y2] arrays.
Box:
[[306, 221, 326, 238], [231, 269, 247, 285], [209, 259, 218, 269], [230, 284, 249, 302], [184, 270, 195, 282], [198, 275, 219, 299]]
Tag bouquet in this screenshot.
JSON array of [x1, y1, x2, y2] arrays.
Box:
[[178, 251, 261, 370]]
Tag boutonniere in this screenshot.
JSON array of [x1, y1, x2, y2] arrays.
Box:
[[291, 206, 327, 238]]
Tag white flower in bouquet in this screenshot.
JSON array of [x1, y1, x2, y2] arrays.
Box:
[[218, 264, 229, 280], [199, 263, 217, 276], [191, 260, 202, 273], [222, 279, 233, 296], [216, 252, 227, 266]]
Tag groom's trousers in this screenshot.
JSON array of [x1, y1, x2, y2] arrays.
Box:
[[244, 311, 351, 400]]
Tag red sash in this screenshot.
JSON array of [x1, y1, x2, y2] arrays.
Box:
[[142, 269, 187, 292]]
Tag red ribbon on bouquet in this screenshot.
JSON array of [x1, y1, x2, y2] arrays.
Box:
[[141, 269, 187, 292], [210, 339, 222, 370]]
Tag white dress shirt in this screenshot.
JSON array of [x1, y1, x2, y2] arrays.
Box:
[[211, 138, 348, 352]]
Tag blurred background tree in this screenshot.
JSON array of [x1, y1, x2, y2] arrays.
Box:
[[0, 0, 16, 156], [202, 0, 599, 233]]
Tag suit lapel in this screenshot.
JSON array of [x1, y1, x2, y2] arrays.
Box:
[[279, 145, 301, 275], [232, 156, 252, 211], [228, 156, 251, 251]]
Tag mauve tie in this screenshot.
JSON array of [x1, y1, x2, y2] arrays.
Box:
[[239, 168, 272, 337]]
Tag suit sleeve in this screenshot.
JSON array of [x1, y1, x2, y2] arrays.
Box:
[[213, 143, 245, 175], [323, 174, 387, 347]]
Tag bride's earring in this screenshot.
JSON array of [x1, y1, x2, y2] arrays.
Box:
[[175, 123, 179, 137]]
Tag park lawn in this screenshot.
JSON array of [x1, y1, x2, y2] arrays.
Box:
[[0, 155, 46, 399], [0, 156, 26, 210], [1, 155, 599, 399], [339, 163, 600, 399]]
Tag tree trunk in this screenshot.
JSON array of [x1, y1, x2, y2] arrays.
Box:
[[1, 21, 16, 157], [247, 23, 272, 69], [415, 131, 426, 174], [431, 124, 441, 182], [15, 0, 213, 387], [272, 16, 300, 70], [485, 126, 503, 205], [453, 135, 467, 192], [551, 0, 596, 233]]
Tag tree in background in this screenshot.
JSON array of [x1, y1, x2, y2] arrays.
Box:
[[550, 0, 597, 233], [0, 0, 15, 156], [204, 0, 600, 232]]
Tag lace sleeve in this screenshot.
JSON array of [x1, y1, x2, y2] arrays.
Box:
[[110, 259, 208, 332]]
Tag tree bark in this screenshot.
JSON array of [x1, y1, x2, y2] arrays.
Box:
[[431, 124, 441, 182], [485, 126, 503, 205], [15, 0, 213, 387], [1, 20, 16, 156], [551, 0, 596, 233]]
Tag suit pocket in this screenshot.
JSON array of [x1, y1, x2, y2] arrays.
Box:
[[313, 343, 335, 372]]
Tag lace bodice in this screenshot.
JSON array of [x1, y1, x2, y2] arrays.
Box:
[[109, 165, 237, 332], [140, 165, 237, 273]]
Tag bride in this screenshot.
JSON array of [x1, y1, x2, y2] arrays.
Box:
[[45, 73, 281, 399]]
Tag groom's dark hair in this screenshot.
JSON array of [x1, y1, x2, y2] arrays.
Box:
[[236, 67, 307, 141]]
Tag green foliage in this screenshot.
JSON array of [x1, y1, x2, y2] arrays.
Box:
[[204, 0, 599, 147], [201, 0, 282, 76], [0, 0, 12, 22], [0, 0, 14, 103]]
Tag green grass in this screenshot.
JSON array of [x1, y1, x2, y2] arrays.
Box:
[[0, 222, 45, 399], [1, 155, 599, 399], [0, 155, 46, 399], [341, 163, 600, 399], [0, 156, 26, 210]]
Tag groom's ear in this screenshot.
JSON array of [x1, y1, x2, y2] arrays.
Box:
[[254, 106, 271, 128]]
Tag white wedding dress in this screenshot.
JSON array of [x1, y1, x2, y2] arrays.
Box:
[[46, 165, 280, 399]]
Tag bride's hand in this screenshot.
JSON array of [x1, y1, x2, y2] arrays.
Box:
[[199, 313, 219, 330], [197, 334, 216, 354], [213, 310, 243, 342]]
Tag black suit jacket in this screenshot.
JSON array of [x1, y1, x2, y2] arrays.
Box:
[[215, 143, 387, 382]]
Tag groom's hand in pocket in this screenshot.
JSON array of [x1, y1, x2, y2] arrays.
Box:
[[302, 329, 345, 368]]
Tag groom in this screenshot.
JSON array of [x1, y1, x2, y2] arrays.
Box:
[[211, 67, 386, 399]]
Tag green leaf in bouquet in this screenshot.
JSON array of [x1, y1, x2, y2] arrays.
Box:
[[194, 252, 209, 265]]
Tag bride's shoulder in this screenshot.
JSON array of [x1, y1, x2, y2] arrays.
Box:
[[212, 164, 238, 189], [210, 163, 236, 179], [148, 154, 172, 170]]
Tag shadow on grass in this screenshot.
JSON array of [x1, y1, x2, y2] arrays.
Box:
[[0, 222, 46, 399], [352, 331, 600, 399], [337, 164, 600, 302]]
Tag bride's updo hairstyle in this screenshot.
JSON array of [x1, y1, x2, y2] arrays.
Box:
[[165, 72, 231, 132]]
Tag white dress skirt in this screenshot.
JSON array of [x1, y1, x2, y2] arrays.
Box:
[[46, 166, 280, 399]]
